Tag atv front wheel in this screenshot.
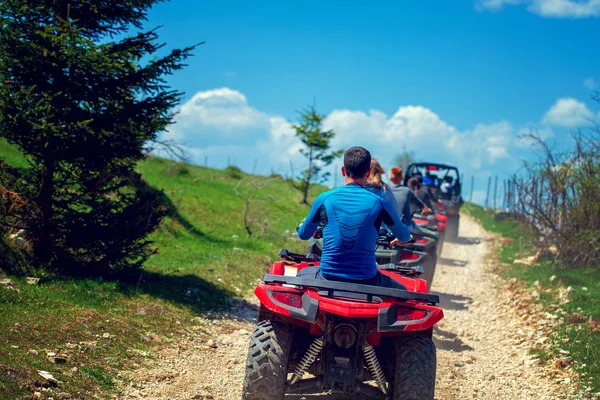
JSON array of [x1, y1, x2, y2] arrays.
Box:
[[391, 335, 437, 400], [242, 320, 293, 400]]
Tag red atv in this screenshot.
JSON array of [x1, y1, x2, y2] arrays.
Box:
[[242, 237, 443, 400], [413, 212, 447, 257], [404, 162, 463, 242]]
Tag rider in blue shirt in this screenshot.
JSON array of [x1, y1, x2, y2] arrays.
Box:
[[297, 147, 411, 288]]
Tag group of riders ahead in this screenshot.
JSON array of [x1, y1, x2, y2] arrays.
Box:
[[241, 146, 457, 400], [296, 146, 455, 290]]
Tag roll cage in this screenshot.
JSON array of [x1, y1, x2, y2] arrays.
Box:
[[404, 162, 462, 196]]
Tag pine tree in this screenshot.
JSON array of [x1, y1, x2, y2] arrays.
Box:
[[0, 0, 198, 275], [293, 105, 343, 204]]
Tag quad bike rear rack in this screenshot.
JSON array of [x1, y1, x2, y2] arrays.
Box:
[[261, 274, 440, 305]]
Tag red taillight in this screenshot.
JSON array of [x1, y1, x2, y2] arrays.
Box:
[[271, 292, 303, 309], [400, 252, 419, 261], [396, 307, 428, 322]]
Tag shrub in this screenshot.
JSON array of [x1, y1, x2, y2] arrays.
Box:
[[514, 109, 600, 267], [225, 165, 243, 180]]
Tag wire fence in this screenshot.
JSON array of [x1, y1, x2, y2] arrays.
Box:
[[205, 155, 520, 211]]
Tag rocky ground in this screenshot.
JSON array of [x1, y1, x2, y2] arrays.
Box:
[[119, 216, 591, 400]]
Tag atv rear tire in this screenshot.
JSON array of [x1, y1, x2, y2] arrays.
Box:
[[242, 320, 293, 400], [391, 335, 437, 400]]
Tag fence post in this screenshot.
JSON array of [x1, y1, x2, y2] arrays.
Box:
[[511, 179, 516, 211], [539, 176, 545, 210], [485, 177, 492, 208], [513, 178, 520, 211], [469, 176, 474, 203], [507, 180, 512, 210], [493, 176, 498, 209]]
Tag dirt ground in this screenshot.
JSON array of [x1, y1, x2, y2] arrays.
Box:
[[120, 216, 583, 400]]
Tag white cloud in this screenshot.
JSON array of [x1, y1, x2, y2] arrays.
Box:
[[531, 0, 600, 17], [174, 88, 264, 134], [160, 88, 303, 173], [325, 107, 514, 170], [163, 87, 521, 183], [476, 0, 523, 11], [541, 97, 595, 127], [584, 77, 598, 90], [476, 0, 600, 18], [257, 117, 303, 164]]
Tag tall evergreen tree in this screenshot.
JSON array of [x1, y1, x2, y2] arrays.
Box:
[[0, 0, 198, 274], [293, 105, 343, 204]]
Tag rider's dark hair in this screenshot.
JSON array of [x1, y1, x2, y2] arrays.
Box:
[[344, 147, 371, 178], [408, 177, 421, 191]]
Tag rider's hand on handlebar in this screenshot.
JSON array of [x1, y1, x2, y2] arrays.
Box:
[[390, 235, 415, 247], [296, 218, 306, 232], [422, 206, 432, 215]]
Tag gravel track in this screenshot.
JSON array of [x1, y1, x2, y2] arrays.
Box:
[[120, 216, 578, 400]]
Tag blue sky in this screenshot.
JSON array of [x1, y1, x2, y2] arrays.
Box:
[[145, 0, 600, 205]]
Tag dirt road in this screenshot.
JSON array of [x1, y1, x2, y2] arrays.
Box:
[[121, 216, 576, 400]]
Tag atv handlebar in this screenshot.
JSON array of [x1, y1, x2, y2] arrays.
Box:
[[279, 249, 320, 263], [376, 230, 415, 248]]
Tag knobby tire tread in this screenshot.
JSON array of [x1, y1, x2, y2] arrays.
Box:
[[242, 320, 293, 400], [392, 335, 437, 400]]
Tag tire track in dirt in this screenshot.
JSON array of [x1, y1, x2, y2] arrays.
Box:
[[120, 216, 576, 400]]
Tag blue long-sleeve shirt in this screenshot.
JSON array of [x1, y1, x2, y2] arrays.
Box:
[[297, 183, 411, 281]]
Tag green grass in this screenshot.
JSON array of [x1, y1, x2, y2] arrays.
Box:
[[0, 144, 325, 398], [463, 203, 600, 393], [0, 139, 28, 169], [139, 157, 317, 296]]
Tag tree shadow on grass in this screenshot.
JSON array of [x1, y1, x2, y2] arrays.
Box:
[[152, 184, 267, 252], [116, 269, 234, 314], [153, 186, 225, 245]]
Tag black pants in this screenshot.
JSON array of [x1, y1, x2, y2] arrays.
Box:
[[297, 267, 406, 290]]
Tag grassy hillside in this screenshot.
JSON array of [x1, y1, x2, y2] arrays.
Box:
[[139, 157, 315, 295], [463, 203, 600, 394], [0, 142, 324, 398]]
